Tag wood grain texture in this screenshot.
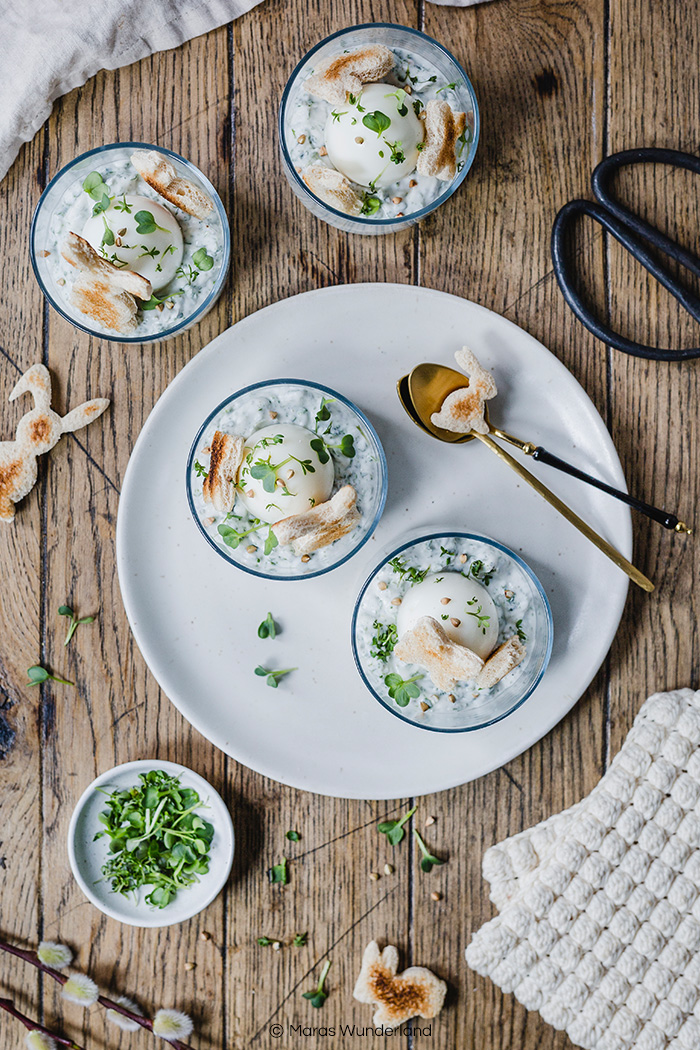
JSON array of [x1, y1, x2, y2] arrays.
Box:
[[0, 1, 698, 1049]]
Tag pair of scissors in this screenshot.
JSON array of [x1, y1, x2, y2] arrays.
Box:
[[551, 147, 700, 360]]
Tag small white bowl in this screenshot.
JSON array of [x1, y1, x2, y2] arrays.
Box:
[[67, 760, 234, 928]]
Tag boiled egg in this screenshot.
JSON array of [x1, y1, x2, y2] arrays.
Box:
[[82, 194, 183, 291], [324, 83, 424, 189], [397, 572, 499, 660], [237, 423, 334, 525]]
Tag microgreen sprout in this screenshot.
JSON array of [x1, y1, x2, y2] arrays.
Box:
[[254, 666, 296, 689], [193, 460, 208, 479], [138, 245, 160, 259], [264, 527, 279, 556], [516, 619, 527, 642], [384, 140, 406, 165], [257, 612, 278, 639], [293, 932, 308, 946], [58, 605, 94, 647], [100, 217, 115, 246], [285, 830, 300, 841], [413, 828, 445, 873], [388, 557, 429, 585], [141, 290, 183, 311], [267, 856, 288, 884], [83, 172, 111, 215], [113, 194, 132, 213], [370, 620, 398, 661], [176, 264, 199, 284], [465, 603, 490, 634], [193, 247, 214, 271], [436, 82, 459, 95], [314, 398, 335, 432], [384, 88, 408, 115], [26, 666, 73, 688], [468, 559, 494, 585], [361, 193, 381, 216], [412, 98, 424, 117], [330, 110, 347, 122], [384, 672, 423, 708], [362, 110, 391, 136], [348, 93, 365, 111], [218, 519, 260, 548], [257, 936, 275, 946], [378, 803, 417, 846], [94, 769, 214, 909], [302, 959, 331, 1008], [134, 210, 169, 235]]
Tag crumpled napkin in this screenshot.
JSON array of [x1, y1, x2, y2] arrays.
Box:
[[466, 688, 700, 1050], [0, 0, 494, 183]]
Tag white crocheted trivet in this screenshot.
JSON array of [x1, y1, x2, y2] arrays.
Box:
[[466, 689, 700, 1050]]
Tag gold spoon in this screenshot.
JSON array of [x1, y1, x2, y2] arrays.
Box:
[[397, 365, 655, 593]]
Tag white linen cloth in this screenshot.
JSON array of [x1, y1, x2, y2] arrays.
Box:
[[466, 689, 700, 1050], [0, 0, 493, 184]]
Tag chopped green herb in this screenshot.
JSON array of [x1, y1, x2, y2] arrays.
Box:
[[286, 830, 300, 842], [362, 110, 391, 136], [258, 612, 278, 640], [302, 959, 331, 1008], [254, 666, 296, 689], [257, 936, 274, 945], [416, 141, 425, 152], [293, 932, 308, 946], [193, 247, 214, 271], [58, 604, 94, 647], [94, 768, 214, 908], [384, 672, 423, 708], [516, 619, 527, 643], [378, 803, 417, 846], [26, 665, 73, 687], [370, 620, 398, 661], [268, 856, 288, 884], [413, 828, 445, 873]]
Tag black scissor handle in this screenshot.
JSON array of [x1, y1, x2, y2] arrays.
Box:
[[552, 148, 700, 360]]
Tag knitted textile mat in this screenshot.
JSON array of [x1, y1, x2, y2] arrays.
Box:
[[466, 689, 700, 1050]]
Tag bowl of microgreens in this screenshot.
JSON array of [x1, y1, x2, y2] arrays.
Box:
[[30, 142, 229, 343], [352, 530, 553, 732], [67, 760, 234, 927], [186, 378, 388, 580]]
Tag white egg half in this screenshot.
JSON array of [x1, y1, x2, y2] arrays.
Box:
[[82, 194, 183, 291], [237, 423, 334, 525], [324, 83, 424, 189], [397, 572, 499, 660]]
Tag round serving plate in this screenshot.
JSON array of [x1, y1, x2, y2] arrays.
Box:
[[117, 284, 631, 799]]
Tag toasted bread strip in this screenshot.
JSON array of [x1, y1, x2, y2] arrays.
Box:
[[395, 615, 483, 691], [70, 276, 139, 333], [272, 484, 361, 555], [354, 941, 447, 1027], [202, 431, 245, 514], [305, 45, 394, 105], [61, 232, 152, 300], [131, 150, 214, 219], [416, 99, 467, 181], [476, 635, 526, 689], [302, 164, 364, 216], [430, 347, 497, 435]]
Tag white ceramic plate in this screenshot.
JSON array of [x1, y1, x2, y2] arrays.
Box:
[[117, 284, 631, 799], [67, 760, 235, 927]]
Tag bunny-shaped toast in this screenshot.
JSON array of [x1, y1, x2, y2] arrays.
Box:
[[353, 940, 447, 1026], [0, 364, 109, 523]]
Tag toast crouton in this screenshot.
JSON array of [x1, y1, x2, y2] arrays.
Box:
[[272, 484, 361, 555], [130, 149, 214, 219], [61, 232, 152, 300], [395, 615, 483, 690], [202, 430, 245, 514], [302, 164, 364, 216], [305, 45, 394, 105], [416, 99, 467, 181], [70, 276, 139, 333], [476, 636, 526, 689], [430, 347, 497, 435], [354, 941, 447, 1027]]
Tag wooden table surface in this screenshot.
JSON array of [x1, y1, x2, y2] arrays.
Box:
[[1, 1, 698, 1047]]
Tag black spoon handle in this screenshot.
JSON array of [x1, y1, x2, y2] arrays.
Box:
[[529, 446, 690, 532]]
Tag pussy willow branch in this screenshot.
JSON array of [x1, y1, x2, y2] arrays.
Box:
[[0, 996, 83, 1050], [0, 940, 195, 1050]]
